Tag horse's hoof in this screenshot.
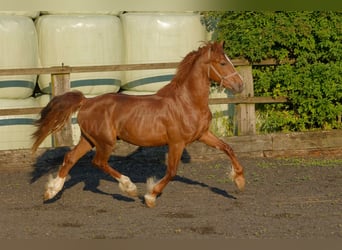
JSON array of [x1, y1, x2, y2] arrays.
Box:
[[119, 182, 138, 197], [43, 192, 50, 201], [144, 194, 156, 208], [125, 188, 138, 197], [43, 189, 55, 201], [118, 176, 138, 197], [234, 174, 245, 191], [43, 175, 65, 201]]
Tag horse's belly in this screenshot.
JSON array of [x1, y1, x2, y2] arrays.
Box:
[[116, 122, 168, 147], [118, 132, 168, 147]]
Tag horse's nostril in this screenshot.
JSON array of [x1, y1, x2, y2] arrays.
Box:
[[241, 82, 245, 91], [235, 82, 244, 93]]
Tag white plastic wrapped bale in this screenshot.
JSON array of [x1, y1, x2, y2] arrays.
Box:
[[0, 15, 38, 99], [36, 15, 124, 95], [121, 12, 207, 92], [0, 98, 51, 150], [209, 87, 235, 137]]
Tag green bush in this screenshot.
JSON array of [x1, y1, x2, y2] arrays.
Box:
[[202, 11, 342, 132]]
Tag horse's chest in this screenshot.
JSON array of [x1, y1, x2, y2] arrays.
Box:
[[179, 109, 211, 139]]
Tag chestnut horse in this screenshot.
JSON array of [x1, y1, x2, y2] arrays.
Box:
[[32, 41, 245, 208]]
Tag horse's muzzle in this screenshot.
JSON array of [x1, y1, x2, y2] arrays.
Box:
[[233, 82, 245, 94], [224, 81, 244, 94]]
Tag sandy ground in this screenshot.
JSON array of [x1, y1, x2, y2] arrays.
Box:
[[0, 147, 341, 239]]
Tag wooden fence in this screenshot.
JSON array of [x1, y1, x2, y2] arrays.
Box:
[[0, 59, 288, 146]]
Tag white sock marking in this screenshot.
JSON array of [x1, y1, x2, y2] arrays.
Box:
[[44, 175, 66, 200], [117, 175, 138, 196]]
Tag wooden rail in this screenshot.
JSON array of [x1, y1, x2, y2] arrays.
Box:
[[0, 58, 294, 76], [209, 96, 288, 105], [0, 107, 42, 116], [0, 62, 180, 76]]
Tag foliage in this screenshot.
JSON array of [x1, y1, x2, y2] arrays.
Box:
[[202, 11, 342, 132]]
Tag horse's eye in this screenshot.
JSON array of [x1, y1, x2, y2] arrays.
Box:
[[220, 62, 227, 66]]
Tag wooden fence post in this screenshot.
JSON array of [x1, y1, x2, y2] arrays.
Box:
[[236, 65, 256, 135], [51, 72, 73, 147]]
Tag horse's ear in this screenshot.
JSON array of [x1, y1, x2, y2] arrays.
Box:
[[219, 40, 225, 48]]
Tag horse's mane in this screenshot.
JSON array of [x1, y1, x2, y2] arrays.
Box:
[[156, 42, 223, 96], [172, 43, 209, 84]]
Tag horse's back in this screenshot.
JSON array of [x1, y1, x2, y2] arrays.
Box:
[[77, 92, 170, 146]]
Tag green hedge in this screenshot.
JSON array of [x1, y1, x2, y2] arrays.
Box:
[[202, 11, 342, 132]]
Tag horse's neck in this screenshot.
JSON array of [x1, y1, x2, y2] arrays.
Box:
[[157, 64, 210, 109], [183, 76, 210, 107], [157, 59, 210, 109], [181, 65, 211, 108]]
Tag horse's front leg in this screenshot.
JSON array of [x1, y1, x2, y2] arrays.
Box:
[[144, 142, 185, 208], [199, 131, 245, 191]]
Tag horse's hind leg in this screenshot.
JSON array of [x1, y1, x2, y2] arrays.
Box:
[[44, 136, 92, 200], [92, 145, 138, 197]]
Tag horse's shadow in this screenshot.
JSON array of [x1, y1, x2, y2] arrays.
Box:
[[30, 145, 236, 204]]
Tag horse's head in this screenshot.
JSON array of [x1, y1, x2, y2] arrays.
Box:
[[207, 41, 244, 93]]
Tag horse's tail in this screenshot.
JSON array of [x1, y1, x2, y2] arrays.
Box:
[[31, 91, 86, 153]]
